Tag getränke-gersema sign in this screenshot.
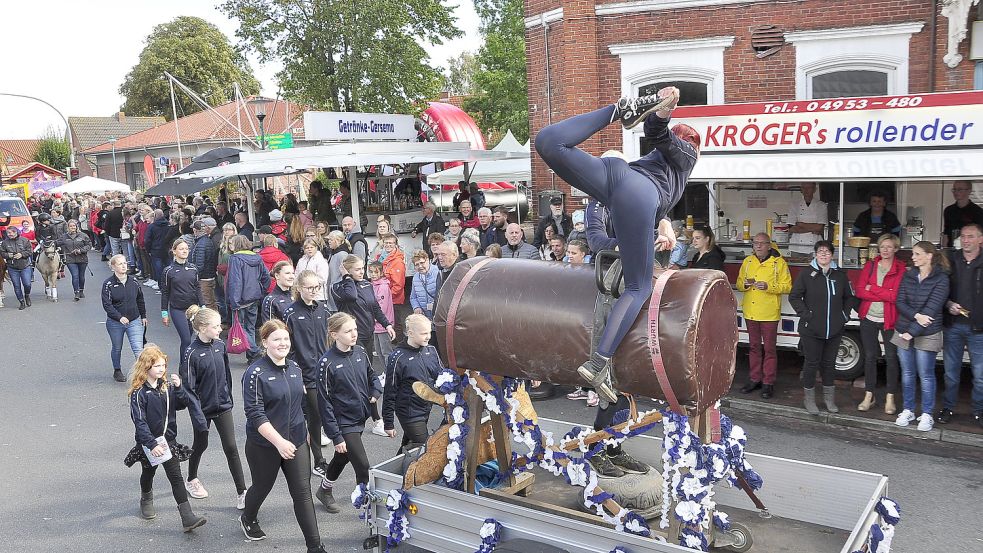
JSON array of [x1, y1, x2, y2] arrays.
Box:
[[670, 91, 983, 153]]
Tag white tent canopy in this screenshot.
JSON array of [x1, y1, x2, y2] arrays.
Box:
[[50, 176, 130, 194], [427, 131, 532, 185]]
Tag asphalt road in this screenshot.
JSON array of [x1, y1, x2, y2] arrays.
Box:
[[1, 256, 981, 552]]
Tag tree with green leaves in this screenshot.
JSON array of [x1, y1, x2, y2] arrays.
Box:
[[464, 0, 528, 144], [119, 16, 260, 119], [445, 51, 480, 96], [221, 0, 460, 114], [34, 127, 71, 171]]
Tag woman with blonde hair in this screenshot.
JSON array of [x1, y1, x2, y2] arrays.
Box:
[[102, 254, 147, 382], [123, 344, 206, 531], [324, 230, 351, 311], [181, 306, 247, 507], [295, 238, 331, 302]]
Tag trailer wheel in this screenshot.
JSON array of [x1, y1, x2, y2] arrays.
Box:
[[722, 522, 753, 553], [834, 330, 864, 380]]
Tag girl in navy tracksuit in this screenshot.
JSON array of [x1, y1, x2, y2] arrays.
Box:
[[283, 269, 332, 475], [331, 255, 395, 359], [124, 344, 206, 532], [181, 305, 247, 506], [240, 320, 325, 553], [313, 312, 386, 514], [260, 260, 295, 326], [383, 313, 444, 453], [161, 238, 202, 356]]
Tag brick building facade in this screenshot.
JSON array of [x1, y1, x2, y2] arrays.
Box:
[[525, 0, 981, 213]]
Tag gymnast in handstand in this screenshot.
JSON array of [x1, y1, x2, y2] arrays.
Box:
[[535, 87, 701, 402]]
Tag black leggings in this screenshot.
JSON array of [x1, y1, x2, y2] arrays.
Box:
[[324, 431, 370, 485], [140, 456, 188, 503], [800, 333, 842, 387], [860, 318, 899, 394], [186, 410, 247, 493], [535, 105, 660, 358], [593, 395, 631, 455], [302, 387, 325, 464], [358, 337, 381, 422], [243, 440, 320, 549], [398, 418, 430, 454]]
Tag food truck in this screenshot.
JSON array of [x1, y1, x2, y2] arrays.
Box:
[[659, 91, 983, 378]]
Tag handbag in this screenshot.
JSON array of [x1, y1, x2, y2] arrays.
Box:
[[226, 312, 250, 355], [142, 389, 173, 466]]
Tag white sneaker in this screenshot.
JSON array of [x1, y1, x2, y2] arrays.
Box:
[[237, 491, 247, 510], [587, 390, 600, 407], [371, 419, 388, 437], [916, 413, 934, 432], [144, 279, 156, 288], [320, 430, 330, 446], [185, 478, 209, 499], [894, 409, 915, 427]]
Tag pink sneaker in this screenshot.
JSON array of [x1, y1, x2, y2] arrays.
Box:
[[185, 478, 208, 499]]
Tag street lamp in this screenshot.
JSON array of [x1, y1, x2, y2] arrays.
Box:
[[0, 92, 75, 168], [109, 137, 118, 182], [248, 97, 272, 150]]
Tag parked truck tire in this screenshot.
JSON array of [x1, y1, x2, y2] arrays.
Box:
[[834, 330, 864, 380]]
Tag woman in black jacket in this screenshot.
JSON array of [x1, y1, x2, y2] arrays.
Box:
[[180, 305, 246, 507], [1, 226, 35, 309], [283, 269, 333, 478], [331, 255, 395, 357], [240, 320, 325, 552], [260, 261, 295, 326], [313, 312, 385, 513], [893, 241, 950, 432], [58, 219, 92, 301], [160, 238, 202, 357], [102, 254, 147, 382], [789, 241, 858, 415], [124, 344, 206, 531], [686, 226, 725, 271]]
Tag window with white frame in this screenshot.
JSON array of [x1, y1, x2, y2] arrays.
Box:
[[785, 23, 923, 100]]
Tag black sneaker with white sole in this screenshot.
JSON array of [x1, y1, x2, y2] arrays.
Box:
[[588, 452, 626, 478], [312, 461, 329, 479], [608, 451, 650, 474], [240, 515, 267, 541], [613, 94, 677, 130]]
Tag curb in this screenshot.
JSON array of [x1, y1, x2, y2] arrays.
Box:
[[720, 397, 983, 449]]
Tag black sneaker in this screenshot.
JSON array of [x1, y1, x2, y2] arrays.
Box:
[[311, 461, 329, 479], [588, 452, 626, 478], [936, 408, 954, 424], [240, 515, 267, 541], [113, 369, 126, 382], [613, 94, 677, 130], [760, 384, 774, 399], [740, 381, 762, 394], [608, 451, 650, 474]]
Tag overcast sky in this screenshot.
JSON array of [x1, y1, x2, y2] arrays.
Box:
[[0, 1, 480, 139]]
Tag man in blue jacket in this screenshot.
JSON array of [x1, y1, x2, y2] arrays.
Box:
[[226, 235, 272, 360]]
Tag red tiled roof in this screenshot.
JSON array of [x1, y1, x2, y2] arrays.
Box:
[[0, 139, 42, 165], [83, 97, 308, 155]]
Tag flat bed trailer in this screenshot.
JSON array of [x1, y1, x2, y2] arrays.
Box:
[[364, 417, 889, 553]]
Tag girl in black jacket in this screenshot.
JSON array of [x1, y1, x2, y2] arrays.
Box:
[[331, 255, 395, 358], [58, 219, 92, 301], [314, 312, 386, 514], [260, 261, 295, 326], [789, 241, 858, 415], [1, 226, 34, 309], [383, 313, 443, 453], [161, 238, 202, 356], [124, 344, 206, 532], [687, 226, 725, 271], [102, 254, 147, 382], [240, 320, 325, 552], [894, 242, 950, 432], [283, 269, 332, 477], [181, 306, 246, 506]]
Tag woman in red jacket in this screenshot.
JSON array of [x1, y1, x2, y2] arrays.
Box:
[[854, 234, 907, 414], [379, 233, 408, 336]]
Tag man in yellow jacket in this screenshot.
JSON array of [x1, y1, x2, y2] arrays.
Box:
[[737, 233, 793, 399]]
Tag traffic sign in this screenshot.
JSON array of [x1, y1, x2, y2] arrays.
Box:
[[259, 133, 294, 150]]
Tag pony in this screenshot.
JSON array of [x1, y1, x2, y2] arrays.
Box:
[[36, 240, 63, 302]]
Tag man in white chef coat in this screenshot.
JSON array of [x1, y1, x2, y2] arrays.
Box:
[[787, 182, 827, 256]]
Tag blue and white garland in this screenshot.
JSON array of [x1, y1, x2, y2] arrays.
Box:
[[660, 407, 763, 551], [383, 488, 412, 552], [436, 369, 470, 490], [351, 482, 371, 521], [851, 497, 901, 553], [475, 518, 503, 553]]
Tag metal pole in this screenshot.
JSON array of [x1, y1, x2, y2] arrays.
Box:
[[838, 181, 844, 267], [348, 166, 360, 225], [168, 77, 184, 169], [0, 92, 75, 169], [111, 138, 118, 182]]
